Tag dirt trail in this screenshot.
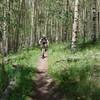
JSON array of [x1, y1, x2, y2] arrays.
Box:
[[32, 52, 64, 100]]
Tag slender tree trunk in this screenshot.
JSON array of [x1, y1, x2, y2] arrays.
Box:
[[30, 0, 35, 47], [3, 0, 8, 56], [71, 0, 79, 52], [91, 0, 97, 43], [50, 18, 53, 42], [0, 0, 9, 93]]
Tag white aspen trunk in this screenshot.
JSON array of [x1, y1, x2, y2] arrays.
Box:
[[50, 18, 53, 42], [3, 0, 8, 56], [30, 0, 35, 47], [91, 0, 97, 42], [71, 0, 79, 51], [56, 19, 58, 43], [60, 21, 63, 42], [44, 11, 48, 36]]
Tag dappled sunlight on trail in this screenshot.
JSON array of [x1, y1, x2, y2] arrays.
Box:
[[32, 52, 65, 100]]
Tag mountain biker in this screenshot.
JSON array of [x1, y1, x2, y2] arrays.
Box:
[[39, 35, 49, 51], [39, 35, 49, 58]]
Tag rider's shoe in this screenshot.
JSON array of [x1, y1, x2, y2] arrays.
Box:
[[42, 55, 45, 59]]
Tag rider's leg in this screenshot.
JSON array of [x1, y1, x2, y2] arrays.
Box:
[[41, 44, 45, 58], [45, 44, 48, 52], [41, 48, 45, 58]]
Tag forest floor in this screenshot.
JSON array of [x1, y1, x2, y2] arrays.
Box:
[[32, 52, 65, 100]]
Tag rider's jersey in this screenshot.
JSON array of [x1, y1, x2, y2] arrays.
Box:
[[39, 37, 48, 46], [41, 38, 47, 45]]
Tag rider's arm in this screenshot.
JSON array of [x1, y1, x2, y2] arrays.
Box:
[[39, 38, 42, 45], [47, 39, 49, 46]]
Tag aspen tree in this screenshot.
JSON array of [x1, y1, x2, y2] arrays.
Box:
[[71, 0, 79, 51]]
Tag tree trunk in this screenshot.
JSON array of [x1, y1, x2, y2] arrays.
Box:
[[71, 0, 79, 52], [91, 0, 97, 43], [30, 0, 35, 47], [3, 0, 8, 56]]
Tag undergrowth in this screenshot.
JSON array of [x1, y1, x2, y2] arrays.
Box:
[[48, 42, 100, 100], [0, 48, 40, 100]]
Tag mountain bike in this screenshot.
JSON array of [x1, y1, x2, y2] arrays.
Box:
[[41, 48, 45, 59], [41, 44, 48, 59]]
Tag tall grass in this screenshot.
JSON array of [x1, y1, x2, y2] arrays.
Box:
[[48, 42, 100, 100], [0, 49, 40, 100]]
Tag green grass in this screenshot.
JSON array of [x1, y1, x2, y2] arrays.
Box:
[[0, 48, 40, 100], [48, 42, 100, 100]]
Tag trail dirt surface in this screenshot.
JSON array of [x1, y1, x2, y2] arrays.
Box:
[[32, 52, 65, 100]]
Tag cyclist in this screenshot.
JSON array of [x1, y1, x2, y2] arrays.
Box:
[[39, 35, 49, 58]]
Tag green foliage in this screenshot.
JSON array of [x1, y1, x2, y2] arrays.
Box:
[[8, 66, 36, 100], [0, 49, 40, 99], [48, 43, 100, 100], [0, 65, 9, 95]]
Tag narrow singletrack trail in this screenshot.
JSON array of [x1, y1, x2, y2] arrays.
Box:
[[32, 52, 65, 100]]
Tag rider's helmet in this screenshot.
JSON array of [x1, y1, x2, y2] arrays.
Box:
[[42, 34, 46, 38]]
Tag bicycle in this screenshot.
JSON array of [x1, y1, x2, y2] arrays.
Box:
[[41, 48, 45, 59]]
